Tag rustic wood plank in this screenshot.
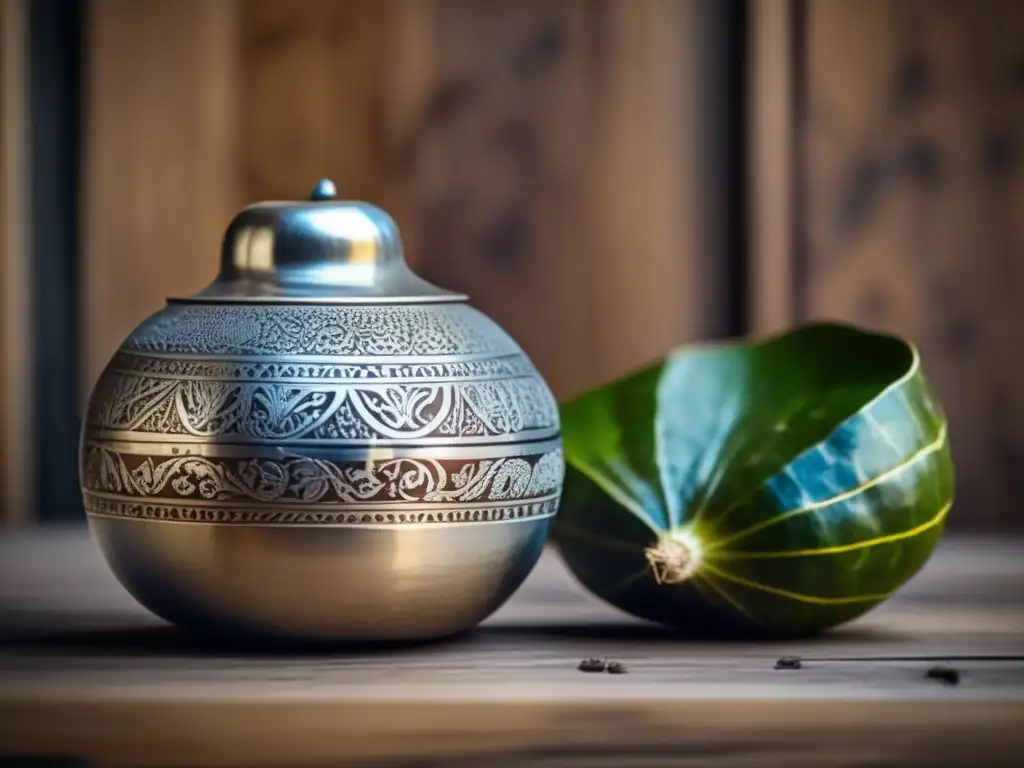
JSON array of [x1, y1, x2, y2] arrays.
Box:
[[2, 699, 1023, 767], [237, 0, 442, 285], [0, 529, 1022, 764], [80, 0, 240, 401], [0, 0, 31, 526], [802, 0, 1024, 530], [238, 0, 414, 217]]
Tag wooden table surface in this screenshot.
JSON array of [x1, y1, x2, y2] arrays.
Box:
[[0, 526, 1022, 767]]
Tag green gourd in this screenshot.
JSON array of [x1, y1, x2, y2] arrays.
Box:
[[552, 322, 954, 638]]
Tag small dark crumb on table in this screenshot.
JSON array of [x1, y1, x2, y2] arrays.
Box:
[[578, 658, 606, 673], [925, 664, 960, 685], [606, 661, 627, 675], [774, 656, 802, 670]]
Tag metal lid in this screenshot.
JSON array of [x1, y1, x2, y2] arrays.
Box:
[[180, 179, 465, 304]]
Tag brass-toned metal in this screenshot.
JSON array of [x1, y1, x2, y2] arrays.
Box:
[[80, 180, 563, 644]]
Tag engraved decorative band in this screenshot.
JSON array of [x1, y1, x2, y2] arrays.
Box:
[[82, 444, 564, 506], [86, 374, 558, 442], [125, 304, 522, 358], [83, 493, 561, 526], [109, 351, 539, 382], [85, 437, 562, 460]]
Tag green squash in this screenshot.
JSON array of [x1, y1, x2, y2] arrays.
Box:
[[553, 322, 954, 638]]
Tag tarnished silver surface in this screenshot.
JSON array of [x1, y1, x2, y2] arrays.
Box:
[[79, 181, 563, 643]]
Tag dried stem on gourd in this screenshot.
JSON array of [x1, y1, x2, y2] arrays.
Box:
[[644, 536, 698, 585]]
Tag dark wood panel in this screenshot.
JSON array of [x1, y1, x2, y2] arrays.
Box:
[[28, 0, 82, 521], [803, 0, 1024, 530], [239, 0, 718, 399]]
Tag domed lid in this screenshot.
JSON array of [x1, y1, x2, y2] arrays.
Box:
[[179, 179, 465, 304]]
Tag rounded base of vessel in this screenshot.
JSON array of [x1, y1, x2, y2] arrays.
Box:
[[87, 513, 553, 644]]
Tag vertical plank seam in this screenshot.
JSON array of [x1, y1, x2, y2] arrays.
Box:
[[746, 0, 799, 335], [28, 0, 83, 521], [726, 0, 749, 338], [1, 0, 33, 526], [790, 0, 808, 322]]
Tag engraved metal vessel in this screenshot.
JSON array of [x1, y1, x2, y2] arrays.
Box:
[[79, 180, 563, 643]]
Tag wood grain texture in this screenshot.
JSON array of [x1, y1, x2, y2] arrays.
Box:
[[802, 0, 1024, 530], [747, 0, 797, 335], [238, 0, 714, 400], [2, 700, 1023, 767], [0, 0, 30, 527], [239, 0, 422, 232], [80, 0, 240, 402], [0, 529, 1022, 765]]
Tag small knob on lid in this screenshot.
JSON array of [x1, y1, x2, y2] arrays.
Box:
[[310, 178, 337, 201]]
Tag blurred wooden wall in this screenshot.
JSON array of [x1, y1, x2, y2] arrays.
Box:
[[752, 0, 1024, 530], [81, 0, 729, 405], [4, 0, 1024, 529]]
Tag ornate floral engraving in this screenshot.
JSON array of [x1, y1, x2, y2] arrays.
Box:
[[109, 352, 538, 382], [125, 304, 521, 358], [87, 374, 558, 440], [82, 444, 564, 505], [83, 493, 560, 526], [525, 450, 565, 497]]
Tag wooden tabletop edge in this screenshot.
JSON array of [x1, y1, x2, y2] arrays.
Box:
[[2, 698, 1024, 767]]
